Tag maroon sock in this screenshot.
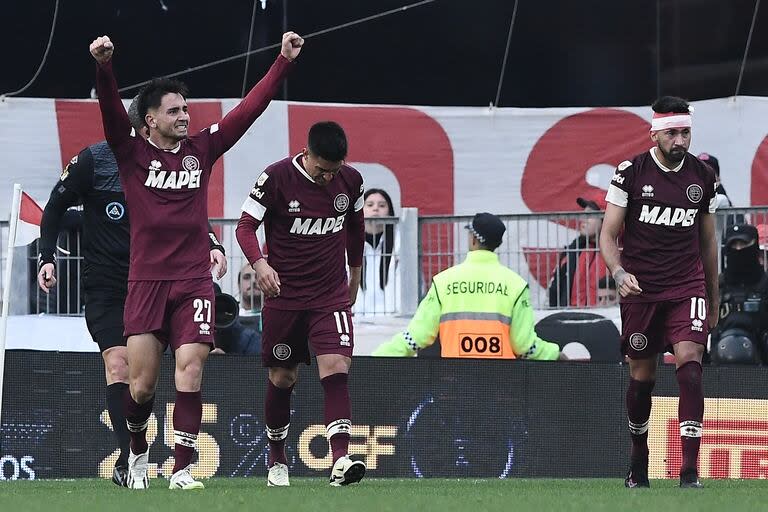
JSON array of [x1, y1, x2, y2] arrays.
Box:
[[172, 391, 202, 474], [265, 380, 294, 466], [123, 389, 154, 455], [626, 378, 655, 463], [321, 373, 351, 464], [677, 361, 704, 474]]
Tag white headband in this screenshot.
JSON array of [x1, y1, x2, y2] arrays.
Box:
[[650, 112, 692, 132]]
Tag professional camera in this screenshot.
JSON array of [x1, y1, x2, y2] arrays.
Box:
[[711, 328, 760, 365], [214, 290, 239, 330]]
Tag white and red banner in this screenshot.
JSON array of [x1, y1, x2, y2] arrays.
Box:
[[2, 96, 767, 223]]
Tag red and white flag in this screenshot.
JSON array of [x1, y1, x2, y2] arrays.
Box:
[[13, 190, 43, 247]]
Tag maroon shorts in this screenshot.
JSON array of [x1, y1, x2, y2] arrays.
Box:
[[261, 306, 354, 367], [620, 295, 709, 359], [124, 277, 215, 351]]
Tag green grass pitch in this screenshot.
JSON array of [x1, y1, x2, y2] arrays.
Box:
[[1, 478, 767, 512]]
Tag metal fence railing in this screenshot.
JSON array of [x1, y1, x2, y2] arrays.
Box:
[[418, 207, 768, 309], [2, 207, 767, 317]]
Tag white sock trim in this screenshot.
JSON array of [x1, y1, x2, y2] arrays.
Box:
[[267, 424, 289, 441], [628, 418, 650, 435], [680, 420, 703, 438], [127, 418, 149, 433], [326, 419, 351, 438], [174, 430, 198, 448]]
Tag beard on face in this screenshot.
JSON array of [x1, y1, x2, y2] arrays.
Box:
[[659, 143, 686, 163]]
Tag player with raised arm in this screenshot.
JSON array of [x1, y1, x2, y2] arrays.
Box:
[[37, 99, 227, 487], [600, 96, 719, 489], [235, 122, 367, 487], [89, 30, 302, 490]]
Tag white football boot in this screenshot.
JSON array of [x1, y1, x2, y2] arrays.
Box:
[[267, 462, 290, 487], [127, 449, 150, 490], [329, 456, 366, 487], [169, 465, 205, 490]]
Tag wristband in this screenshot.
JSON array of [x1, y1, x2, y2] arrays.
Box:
[[208, 232, 225, 256], [38, 249, 56, 270]]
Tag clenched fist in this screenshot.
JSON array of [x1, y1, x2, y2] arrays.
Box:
[[90, 35, 114, 64]]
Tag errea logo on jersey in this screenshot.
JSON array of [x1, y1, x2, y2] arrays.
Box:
[[144, 170, 202, 190], [638, 205, 698, 227], [290, 215, 346, 235]]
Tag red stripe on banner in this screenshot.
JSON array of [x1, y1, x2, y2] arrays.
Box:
[[288, 105, 454, 282], [751, 135, 768, 205], [54, 100, 225, 221], [20, 191, 43, 226], [522, 108, 651, 217], [55, 100, 105, 168]]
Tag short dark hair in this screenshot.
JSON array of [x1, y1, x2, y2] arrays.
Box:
[[307, 121, 348, 162], [652, 96, 690, 115], [127, 95, 144, 131], [137, 78, 189, 123]]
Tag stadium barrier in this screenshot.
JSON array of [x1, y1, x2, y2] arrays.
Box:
[[2, 353, 768, 481], [2, 207, 767, 317]]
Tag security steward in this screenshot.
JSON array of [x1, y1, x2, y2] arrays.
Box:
[[373, 212, 563, 360]]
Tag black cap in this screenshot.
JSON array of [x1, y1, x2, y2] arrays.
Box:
[[725, 224, 758, 246], [465, 212, 506, 249], [698, 153, 720, 175]]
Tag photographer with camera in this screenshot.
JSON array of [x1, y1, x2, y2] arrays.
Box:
[[711, 224, 768, 364]]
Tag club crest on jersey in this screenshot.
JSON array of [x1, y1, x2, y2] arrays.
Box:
[[105, 201, 125, 221], [629, 333, 648, 351], [257, 172, 269, 186], [686, 184, 703, 203], [334, 194, 350, 213], [273, 343, 291, 360], [182, 155, 200, 172]]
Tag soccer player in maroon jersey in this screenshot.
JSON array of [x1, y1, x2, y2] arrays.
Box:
[[235, 122, 367, 487], [600, 96, 719, 489], [89, 31, 303, 490]]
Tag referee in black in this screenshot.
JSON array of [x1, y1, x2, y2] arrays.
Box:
[[36, 99, 227, 486]]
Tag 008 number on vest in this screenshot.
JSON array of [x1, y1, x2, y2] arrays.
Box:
[[458, 333, 502, 357]]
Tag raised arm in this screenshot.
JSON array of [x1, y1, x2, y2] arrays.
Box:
[[212, 32, 303, 157], [90, 36, 133, 157]]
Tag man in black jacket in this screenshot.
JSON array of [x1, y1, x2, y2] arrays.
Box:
[[712, 224, 768, 364]]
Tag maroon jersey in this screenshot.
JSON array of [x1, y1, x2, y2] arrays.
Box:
[[95, 56, 292, 281], [240, 155, 365, 310], [606, 148, 717, 302]]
